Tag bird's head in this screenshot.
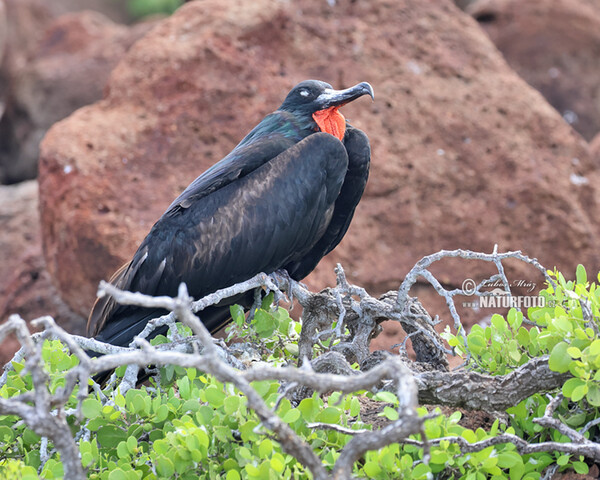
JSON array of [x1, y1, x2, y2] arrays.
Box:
[[279, 80, 374, 141]]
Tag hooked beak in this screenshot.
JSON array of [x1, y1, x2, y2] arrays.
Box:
[[315, 82, 375, 109]]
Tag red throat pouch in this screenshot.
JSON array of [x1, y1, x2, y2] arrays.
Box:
[[312, 107, 346, 141]]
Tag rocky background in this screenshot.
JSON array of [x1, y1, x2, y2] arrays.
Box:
[[2, 0, 600, 360]]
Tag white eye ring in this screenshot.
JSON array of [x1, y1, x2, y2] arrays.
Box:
[[299, 89, 310, 97]]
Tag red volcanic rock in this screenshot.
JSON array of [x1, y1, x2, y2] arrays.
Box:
[[39, 0, 600, 322], [468, 0, 600, 141], [1, 0, 129, 74], [0, 8, 153, 183], [591, 133, 600, 162], [0, 181, 84, 363], [0, 2, 5, 65]]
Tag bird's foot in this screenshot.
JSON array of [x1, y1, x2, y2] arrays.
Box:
[[272, 269, 295, 307]]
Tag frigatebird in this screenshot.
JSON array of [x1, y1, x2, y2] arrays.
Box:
[[87, 80, 373, 347]]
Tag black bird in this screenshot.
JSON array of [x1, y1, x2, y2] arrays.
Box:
[[88, 80, 374, 347]]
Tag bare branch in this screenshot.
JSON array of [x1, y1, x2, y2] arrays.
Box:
[[415, 356, 569, 410]]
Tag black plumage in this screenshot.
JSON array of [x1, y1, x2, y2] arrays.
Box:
[[88, 80, 373, 346]]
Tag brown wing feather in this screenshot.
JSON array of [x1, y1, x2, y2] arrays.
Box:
[[87, 262, 131, 336]]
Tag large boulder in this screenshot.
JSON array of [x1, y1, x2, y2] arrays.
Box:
[[0, 1, 145, 184], [0, 1, 5, 65], [39, 0, 600, 320], [591, 133, 600, 163], [0, 181, 84, 362], [468, 0, 600, 141]]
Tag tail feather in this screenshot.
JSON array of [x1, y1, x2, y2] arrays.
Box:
[[87, 262, 132, 338]]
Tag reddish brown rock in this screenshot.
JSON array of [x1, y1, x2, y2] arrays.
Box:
[[0, 2, 145, 183], [591, 133, 600, 163], [0, 1, 6, 65], [0, 181, 84, 363], [39, 0, 600, 323], [1, 0, 129, 73], [468, 0, 600, 141]]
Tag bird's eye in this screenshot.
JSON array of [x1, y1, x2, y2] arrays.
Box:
[[299, 89, 311, 98]]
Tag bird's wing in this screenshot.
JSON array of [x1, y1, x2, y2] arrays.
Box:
[[88, 133, 349, 345], [285, 125, 371, 280], [88, 133, 295, 338], [165, 132, 296, 217]]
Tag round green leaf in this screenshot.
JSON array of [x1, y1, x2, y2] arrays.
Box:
[[154, 404, 169, 423], [586, 384, 600, 406], [155, 455, 175, 477], [315, 406, 341, 424], [282, 408, 301, 423], [226, 470, 241, 480], [108, 468, 128, 480], [81, 398, 102, 419], [204, 387, 226, 408], [97, 426, 127, 448], [549, 342, 571, 373], [223, 396, 240, 415]]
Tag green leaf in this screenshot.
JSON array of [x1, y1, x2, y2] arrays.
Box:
[[567, 347, 582, 359], [350, 397, 361, 417], [491, 314, 508, 333], [315, 406, 341, 424], [381, 406, 399, 421], [108, 468, 128, 480], [586, 384, 600, 406], [576, 264, 587, 285], [154, 404, 169, 423], [126, 436, 137, 454], [97, 426, 127, 448], [230, 304, 245, 326], [516, 327, 530, 347], [373, 391, 399, 405], [572, 383, 589, 402], [258, 439, 272, 458], [177, 377, 191, 399], [204, 387, 226, 408], [467, 332, 487, 354], [252, 309, 277, 338], [282, 408, 301, 423], [114, 394, 126, 408], [224, 395, 240, 415], [226, 470, 241, 480], [563, 377, 586, 398], [589, 339, 600, 357], [116, 441, 129, 459], [497, 451, 522, 468], [155, 455, 175, 477], [0, 425, 14, 442], [548, 342, 571, 373], [284, 343, 299, 356], [261, 292, 274, 309], [412, 462, 431, 478], [363, 461, 382, 477], [270, 453, 285, 473], [573, 461, 589, 474], [81, 398, 102, 419], [553, 315, 573, 334]]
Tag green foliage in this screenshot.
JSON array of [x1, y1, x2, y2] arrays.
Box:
[[443, 265, 599, 476], [121, 0, 184, 19], [1, 268, 599, 478], [225, 292, 301, 363]]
